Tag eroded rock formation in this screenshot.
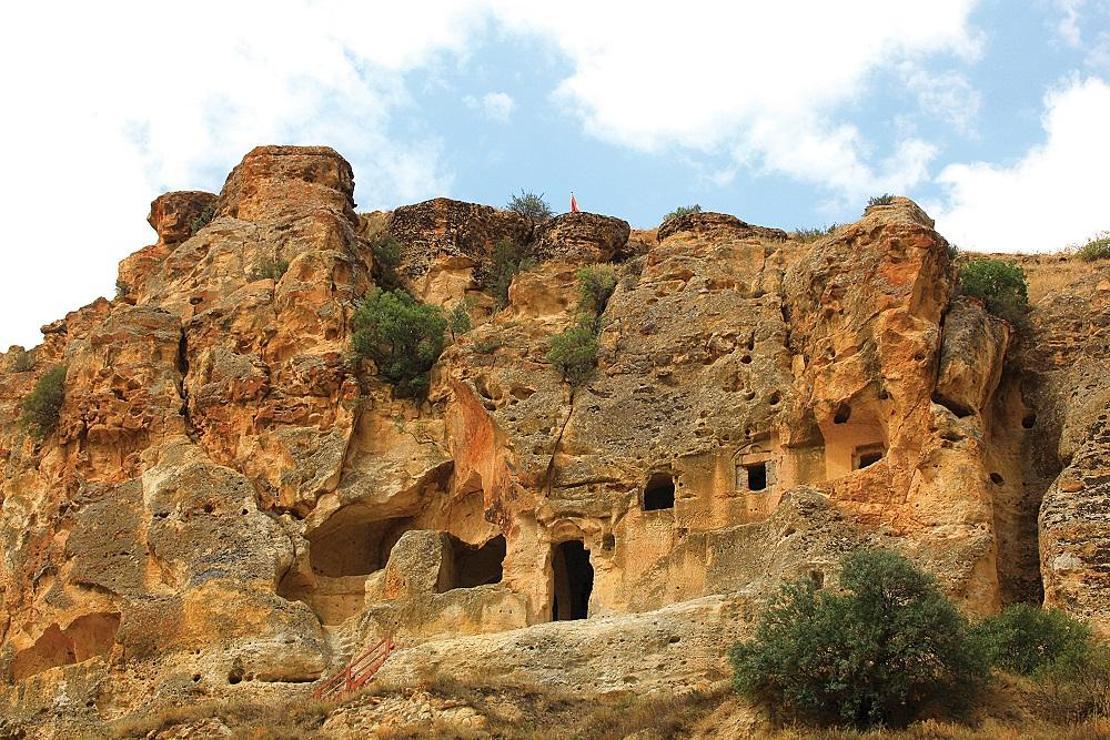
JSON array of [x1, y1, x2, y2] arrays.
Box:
[[1, 146, 1108, 735]]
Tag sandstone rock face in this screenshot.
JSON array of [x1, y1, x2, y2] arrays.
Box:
[[531, 211, 631, 263], [657, 211, 788, 243], [148, 191, 218, 246], [2, 149, 1108, 735]]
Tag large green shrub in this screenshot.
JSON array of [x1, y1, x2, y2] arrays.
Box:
[[975, 604, 1093, 676], [351, 289, 447, 397], [1076, 234, 1110, 262], [487, 239, 533, 308], [730, 549, 988, 729], [958, 259, 1029, 324], [547, 316, 600, 387], [663, 204, 701, 222], [21, 365, 67, 438], [506, 190, 553, 223]]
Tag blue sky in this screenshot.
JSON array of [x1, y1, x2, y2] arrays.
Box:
[[1, 0, 1108, 348]]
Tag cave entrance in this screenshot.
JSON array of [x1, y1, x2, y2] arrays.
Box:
[[437, 534, 507, 592], [551, 540, 593, 621], [642, 473, 676, 511], [853, 444, 885, 470], [308, 514, 411, 577]]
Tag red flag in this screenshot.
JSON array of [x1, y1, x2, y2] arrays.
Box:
[[570, 192, 579, 213]]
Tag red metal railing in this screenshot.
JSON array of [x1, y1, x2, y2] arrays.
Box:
[[312, 636, 395, 701]]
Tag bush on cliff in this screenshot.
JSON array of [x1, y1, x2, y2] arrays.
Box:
[[351, 288, 446, 397], [663, 204, 701, 222], [448, 297, 474, 339], [487, 239, 533, 308], [867, 193, 896, 208], [958, 259, 1029, 325], [576, 266, 618, 317], [372, 235, 403, 288], [547, 315, 600, 387], [730, 549, 988, 729], [975, 604, 1093, 676], [506, 190, 553, 223], [21, 365, 67, 439], [249, 257, 289, 282], [1076, 233, 1110, 262]]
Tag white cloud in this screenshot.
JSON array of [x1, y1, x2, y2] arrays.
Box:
[[899, 64, 982, 135], [465, 91, 515, 121], [0, 0, 991, 347], [1057, 0, 1087, 46], [934, 77, 1110, 252], [0, 1, 476, 348], [489, 0, 979, 197]]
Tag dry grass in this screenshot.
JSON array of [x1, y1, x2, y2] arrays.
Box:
[[108, 696, 331, 739]]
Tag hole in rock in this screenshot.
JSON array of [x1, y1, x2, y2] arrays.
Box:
[[551, 540, 593, 621], [853, 446, 885, 470], [642, 473, 676, 511], [768, 391, 782, 406], [437, 535, 506, 592], [308, 513, 412, 577], [602, 534, 615, 551], [833, 403, 852, 424], [745, 462, 768, 492], [810, 570, 825, 588], [1022, 413, 1037, 429], [990, 472, 1005, 485]]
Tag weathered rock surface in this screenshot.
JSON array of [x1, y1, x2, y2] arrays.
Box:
[[2, 149, 1109, 736]]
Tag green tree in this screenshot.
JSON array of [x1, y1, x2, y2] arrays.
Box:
[[958, 259, 1029, 324], [21, 365, 67, 439], [730, 549, 988, 729], [975, 604, 1093, 676], [351, 289, 447, 397], [547, 315, 600, 387], [506, 190, 554, 223]]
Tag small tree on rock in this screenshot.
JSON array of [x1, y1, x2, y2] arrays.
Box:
[[958, 259, 1029, 325], [506, 190, 554, 223], [22, 365, 67, 439], [351, 289, 447, 397]]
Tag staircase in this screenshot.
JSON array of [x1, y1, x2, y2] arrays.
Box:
[[312, 636, 395, 701]]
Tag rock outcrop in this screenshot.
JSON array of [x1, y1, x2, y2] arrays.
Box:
[[2, 148, 1109, 736]]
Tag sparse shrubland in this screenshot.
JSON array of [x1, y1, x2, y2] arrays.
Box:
[[958, 259, 1029, 324], [506, 189, 554, 223], [21, 365, 67, 438], [351, 288, 447, 397]]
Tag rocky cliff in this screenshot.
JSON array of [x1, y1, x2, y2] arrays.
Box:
[[1, 146, 1107, 736]]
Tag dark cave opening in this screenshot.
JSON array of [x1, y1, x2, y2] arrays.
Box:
[[551, 540, 593, 621]]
